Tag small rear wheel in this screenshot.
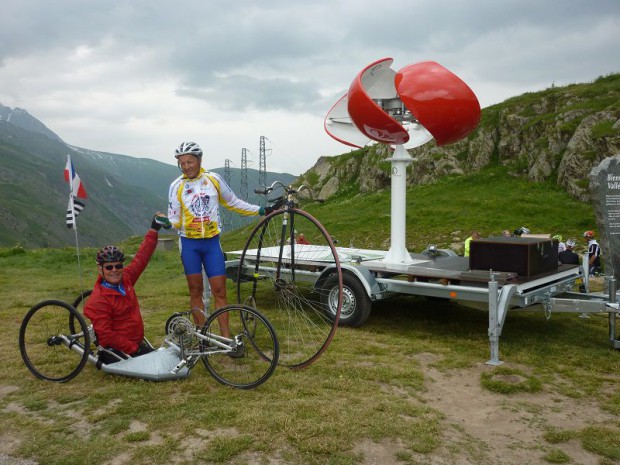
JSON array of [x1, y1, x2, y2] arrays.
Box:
[[19, 300, 91, 382], [201, 305, 279, 389]]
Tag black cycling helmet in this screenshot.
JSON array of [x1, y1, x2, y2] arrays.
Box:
[[174, 142, 203, 159], [96, 245, 125, 265]]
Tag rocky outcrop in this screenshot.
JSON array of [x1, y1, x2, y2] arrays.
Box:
[[559, 112, 620, 201]]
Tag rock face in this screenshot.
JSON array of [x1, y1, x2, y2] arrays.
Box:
[[298, 76, 620, 203], [589, 155, 620, 279]]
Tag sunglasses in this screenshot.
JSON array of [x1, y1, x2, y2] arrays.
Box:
[[103, 264, 124, 271]]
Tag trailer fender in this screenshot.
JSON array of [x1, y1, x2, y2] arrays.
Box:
[[315, 264, 380, 299]]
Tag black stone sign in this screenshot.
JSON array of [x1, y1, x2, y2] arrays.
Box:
[[589, 155, 620, 278]]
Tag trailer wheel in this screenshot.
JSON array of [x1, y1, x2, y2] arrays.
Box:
[[322, 273, 371, 327]]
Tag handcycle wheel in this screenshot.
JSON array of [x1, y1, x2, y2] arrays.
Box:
[[19, 300, 91, 382], [236, 208, 343, 369], [69, 289, 92, 334], [201, 304, 279, 389], [72, 289, 92, 312]]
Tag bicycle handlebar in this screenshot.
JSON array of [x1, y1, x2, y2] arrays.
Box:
[[255, 181, 322, 202]]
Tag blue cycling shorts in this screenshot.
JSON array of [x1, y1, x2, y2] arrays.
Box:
[[179, 236, 226, 277]]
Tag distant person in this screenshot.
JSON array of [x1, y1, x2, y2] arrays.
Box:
[[296, 233, 310, 245], [583, 230, 602, 275], [464, 230, 479, 257], [84, 213, 170, 364], [168, 142, 276, 330], [552, 234, 566, 253], [558, 239, 579, 265]]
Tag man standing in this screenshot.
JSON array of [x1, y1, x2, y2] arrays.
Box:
[[168, 142, 274, 330], [583, 230, 602, 275]]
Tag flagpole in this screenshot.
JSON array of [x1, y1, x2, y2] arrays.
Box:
[[67, 154, 85, 296], [72, 193, 85, 295]]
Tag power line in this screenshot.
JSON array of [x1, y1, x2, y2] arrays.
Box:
[[240, 148, 248, 200], [259, 135, 267, 191], [224, 159, 232, 185]]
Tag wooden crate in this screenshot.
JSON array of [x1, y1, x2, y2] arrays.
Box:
[[469, 237, 558, 277]]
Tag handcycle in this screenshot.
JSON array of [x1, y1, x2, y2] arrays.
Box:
[[19, 292, 279, 389], [234, 181, 344, 369]]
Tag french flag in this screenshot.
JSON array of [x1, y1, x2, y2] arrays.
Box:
[[64, 155, 88, 199]]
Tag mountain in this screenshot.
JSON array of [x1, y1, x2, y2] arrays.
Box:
[[299, 73, 620, 203], [0, 106, 296, 248], [0, 103, 62, 142]]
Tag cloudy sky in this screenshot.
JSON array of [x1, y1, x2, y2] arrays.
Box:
[[1, 0, 618, 175]]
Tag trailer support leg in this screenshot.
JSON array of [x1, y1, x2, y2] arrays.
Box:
[[487, 277, 517, 366], [608, 276, 620, 349]]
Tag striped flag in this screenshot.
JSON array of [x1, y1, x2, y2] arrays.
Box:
[[64, 154, 87, 229], [66, 199, 85, 229], [64, 155, 88, 199]]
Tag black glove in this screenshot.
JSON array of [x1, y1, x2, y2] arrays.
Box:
[[260, 205, 275, 216], [151, 215, 171, 231], [259, 198, 286, 216]]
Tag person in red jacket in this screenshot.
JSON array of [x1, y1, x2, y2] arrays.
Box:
[[84, 213, 170, 363]]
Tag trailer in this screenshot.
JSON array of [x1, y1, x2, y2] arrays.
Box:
[[226, 244, 620, 365]]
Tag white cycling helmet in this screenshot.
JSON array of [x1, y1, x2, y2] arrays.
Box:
[[175, 142, 203, 159], [566, 239, 576, 247], [520, 226, 530, 235]]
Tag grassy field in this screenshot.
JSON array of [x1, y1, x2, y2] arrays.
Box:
[[1, 166, 620, 465]]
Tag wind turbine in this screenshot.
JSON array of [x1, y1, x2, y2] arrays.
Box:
[[325, 58, 481, 265]]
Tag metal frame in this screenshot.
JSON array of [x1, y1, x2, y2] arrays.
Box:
[[227, 245, 620, 364]]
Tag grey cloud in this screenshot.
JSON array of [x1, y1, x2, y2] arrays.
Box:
[[176, 73, 327, 114]]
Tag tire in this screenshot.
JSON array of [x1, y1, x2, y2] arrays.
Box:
[[19, 300, 91, 382], [322, 273, 372, 327], [236, 208, 343, 369], [72, 289, 92, 310], [201, 305, 279, 389], [69, 289, 92, 335]]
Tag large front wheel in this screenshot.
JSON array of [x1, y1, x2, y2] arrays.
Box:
[[201, 305, 279, 389], [236, 208, 343, 369], [19, 300, 91, 382]]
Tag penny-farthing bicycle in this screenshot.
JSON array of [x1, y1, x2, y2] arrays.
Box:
[[235, 181, 343, 369]]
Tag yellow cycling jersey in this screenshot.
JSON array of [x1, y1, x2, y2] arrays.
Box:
[[168, 169, 260, 239]]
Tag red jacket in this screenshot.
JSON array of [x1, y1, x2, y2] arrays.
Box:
[[84, 230, 158, 354]]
